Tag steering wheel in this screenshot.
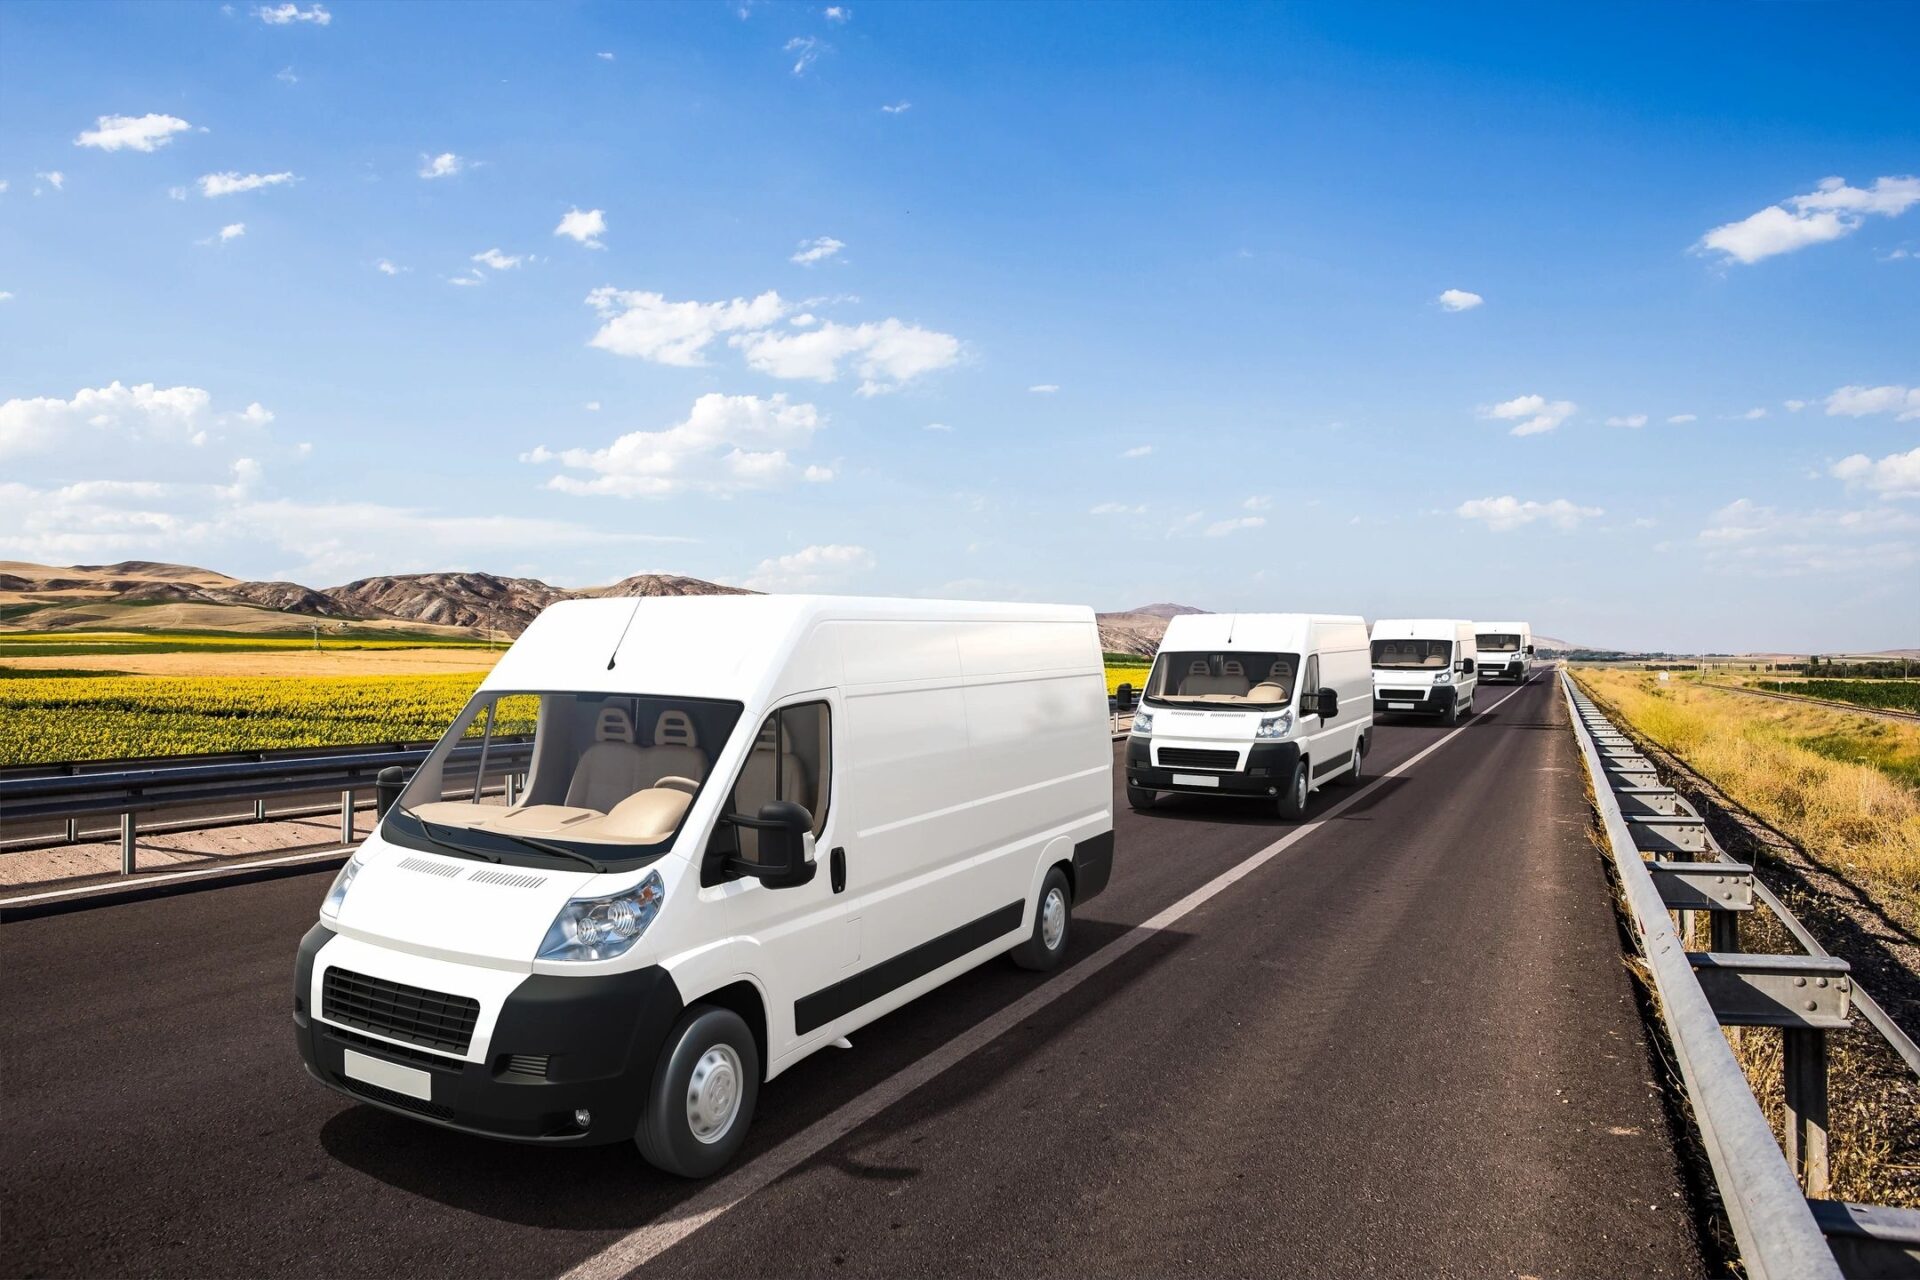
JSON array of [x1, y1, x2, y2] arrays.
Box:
[[653, 775, 700, 795]]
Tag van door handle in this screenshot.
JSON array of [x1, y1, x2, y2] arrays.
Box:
[[830, 847, 847, 894]]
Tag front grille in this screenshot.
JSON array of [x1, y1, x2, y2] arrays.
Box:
[[322, 967, 480, 1054], [1156, 747, 1239, 770], [323, 1023, 461, 1070], [337, 1074, 457, 1121], [1380, 689, 1429, 700], [502, 1054, 551, 1079]]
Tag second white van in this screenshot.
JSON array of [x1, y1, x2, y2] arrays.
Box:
[[1475, 621, 1536, 682], [1370, 618, 1479, 723], [294, 595, 1113, 1177], [1124, 613, 1372, 819]]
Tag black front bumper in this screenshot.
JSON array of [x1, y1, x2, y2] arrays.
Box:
[[1482, 662, 1525, 682], [1373, 685, 1459, 716], [1125, 737, 1302, 796], [294, 924, 684, 1146]]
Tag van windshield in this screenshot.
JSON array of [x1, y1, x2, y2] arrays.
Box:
[[1144, 651, 1299, 707], [384, 690, 744, 870], [1372, 639, 1454, 670], [1476, 633, 1522, 653]]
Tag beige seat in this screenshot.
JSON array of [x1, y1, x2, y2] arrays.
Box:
[[731, 719, 813, 864], [564, 707, 649, 812], [1182, 657, 1251, 698], [1249, 659, 1294, 704], [639, 709, 709, 790], [1421, 651, 1447, 667]]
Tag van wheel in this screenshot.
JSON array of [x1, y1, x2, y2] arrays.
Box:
[[1126, 783, 1156, 811], [1443, 697, 1460, 726], [1276, 760, 1310, 820], [1011, 867, 1072, 972], [635, 1005, 760, 1179], [1332, 744, 1363, 786]]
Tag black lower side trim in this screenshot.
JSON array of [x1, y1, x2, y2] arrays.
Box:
[[795, 900, 1023, 1035], [1311, 749, 1353, 778], [1072, 830, 1114, 902], [295, 947, 684, 1146]]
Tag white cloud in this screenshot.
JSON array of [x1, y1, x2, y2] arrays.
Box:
[[277, 66, 298, 84], [881, 101, 911, 114], [0, 180, 9, 194], [1698, 175, 1920, 265], [168, 185, 188, 200], [0, 292, 13, 302], [374, 258, 403, 275], [472, 247, 522, 271], [1204, 515, 1266, 537], [1121, 445, 1153, 459], [0, 382, 244, 460], [255, 3, 330, 24], [418, 152, 465, 179], [785, 36, 822, 75], [525, 392, 828, 498], [744, 543, 872, 592], [791, 235, 844, 265], [74, 113, 192, 153], [1784, 399, 1808, 412], [1090, 502, 1144, 515], [824, 5, 850, 21], [1733, 407, 1768, 420], [586, 288, 787, 365], [1824, 384, 1920, 421], [597, 51, 615, 61], [199, 171, 294, 197], [1832, 447, 1920, 498], [554, 207, 607, 248], [923, 422, 951, 432], [1243, 495, 1272, 510], [1484, 394, 1576, 437], [1694, 498, 1920, 577], [447, 272, 486, 287], [1455, 495, 1602, 532], [214, 222, 246, 243], [731, 318, 961, 395], [1028, 384, 1059, 394], [37, 171, 66, 192], [1437, 288, 1483, 312], [1667, 413, 1697, 424], [1605, 413, 1648, 428], [584, 401, 601, 412]]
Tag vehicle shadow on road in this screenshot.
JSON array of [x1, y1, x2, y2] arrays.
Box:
[[315, 916, 1189, 1232]]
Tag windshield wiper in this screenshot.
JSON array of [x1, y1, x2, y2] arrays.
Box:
[[416, 819, 501, 863], [488, 831, 612, 874]]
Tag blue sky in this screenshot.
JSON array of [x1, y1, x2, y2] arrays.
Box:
[[2, 1, 1916, 651]]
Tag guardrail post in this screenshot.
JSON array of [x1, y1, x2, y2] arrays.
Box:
[[254, 799, 267, 821], [505, 773, 518, 806], [339, 790, 354, 844], [65, 817, 79, 843], [120, 812, 135, 875], [1784, 1028, 1832, 1197], [1712, 909, 1740, 953]]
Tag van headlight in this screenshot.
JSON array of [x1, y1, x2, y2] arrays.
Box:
[[1256, 710, 1293, 739], [1433, 670, 1453, 684], [320, 854, 362, 918], [538, 870, 666, 962], [1131, 709, 1153, 736]]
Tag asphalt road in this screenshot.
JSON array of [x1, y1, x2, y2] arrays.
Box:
[[0, 675, 1706, 1278]]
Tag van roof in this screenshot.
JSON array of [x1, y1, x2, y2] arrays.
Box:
[[1369, 618, 1473, 640], [1160, 612, 1365, 651], [484, 595, 1096, 698]]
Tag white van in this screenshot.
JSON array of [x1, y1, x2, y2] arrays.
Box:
[[1474, 621, 1535, 683], [1370, 619, 1479, 723], [294, 596, 1114, 1176], [1124, 613, 1371, 819]]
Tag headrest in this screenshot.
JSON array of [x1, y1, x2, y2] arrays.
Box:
[[1222, 659, 1244, 676], [655, 709, 697, 748], [594, 706, 635, 744], [1188, 659, 1209, 675], [1267, 661, 1291, 682]]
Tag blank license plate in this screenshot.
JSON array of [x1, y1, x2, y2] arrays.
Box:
[[343, 1048, 433, 1101], [1171, 773, 1221, 787], [1389, 701, 1416, 710]]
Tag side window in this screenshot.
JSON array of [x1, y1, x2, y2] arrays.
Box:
[[716, 702, 833, 868], [1301, 655, 1320, 706]]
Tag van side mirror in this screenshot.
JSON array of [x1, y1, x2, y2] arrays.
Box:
[[1456, 658, 1474, 674], [726, 800, 817, 889], [1115, 682, 1135, 713], [1526, 644, 1536, 656], [1304, 687, 1338, 718]]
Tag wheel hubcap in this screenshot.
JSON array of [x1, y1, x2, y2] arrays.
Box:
[[1295, 771, 1307, 807], [1041, 886, 1067, 951], [686, 1044, 743, 1144]]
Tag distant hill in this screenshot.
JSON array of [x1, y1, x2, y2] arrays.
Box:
[[1097, 603, 1211, 656], [0, 560, 749, 639]]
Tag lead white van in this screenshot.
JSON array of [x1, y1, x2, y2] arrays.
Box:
[[1370, 618, 1478, 723], [1124, 613, 1371, 819], [1474, 621, 1535, 682], [294, 596, 1114, 1177]]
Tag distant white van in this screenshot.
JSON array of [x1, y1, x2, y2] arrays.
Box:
[[1371, 618, 1479, 723], [1125, 613, 1372, 819], [1475, 621, 1535, 682], [295, 596, 1114, 1177]]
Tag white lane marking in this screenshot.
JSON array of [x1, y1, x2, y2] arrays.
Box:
[[562, 680, 1533, 1280], [0, 846, 351, 908]]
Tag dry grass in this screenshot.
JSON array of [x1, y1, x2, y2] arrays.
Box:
[[1578, 669, 1920, 934]]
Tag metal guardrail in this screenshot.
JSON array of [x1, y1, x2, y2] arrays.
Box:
[[1562, 671, 1920, 1279], [0, 738, 531, 875]]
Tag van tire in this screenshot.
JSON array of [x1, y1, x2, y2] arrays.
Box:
[[1443, 697, 1460, 726], [1332, 744, 1363, 786], [1276, 760, 1310, 820], [635, 1005, 761, 1179], [1011, 867, 1072, 972], [1126, 783, 1156, 811]]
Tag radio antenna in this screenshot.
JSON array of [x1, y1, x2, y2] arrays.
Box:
[[606, 598, 643, 670]]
